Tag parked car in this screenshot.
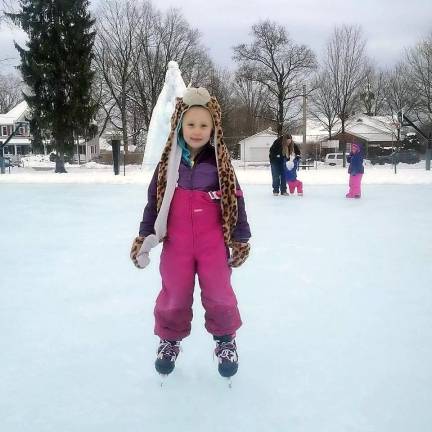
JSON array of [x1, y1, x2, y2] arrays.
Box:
[[370, 149, 420, 165], [324, 152, 348, 166]]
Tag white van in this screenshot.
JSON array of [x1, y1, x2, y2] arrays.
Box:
[[324, 152, 348, 166]]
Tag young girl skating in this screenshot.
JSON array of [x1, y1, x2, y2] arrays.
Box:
[[285, 140, 303, 196], [130, 87, 251, 379], [346, 142, 364, 198]]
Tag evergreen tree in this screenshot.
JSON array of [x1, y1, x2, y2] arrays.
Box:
[[8, 0, 96, 172]]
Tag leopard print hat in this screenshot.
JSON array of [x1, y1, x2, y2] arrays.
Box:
[[156, 87, 238, 246]]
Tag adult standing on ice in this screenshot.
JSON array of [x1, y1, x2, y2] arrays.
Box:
[[130, 87, 251, 380], [346, 142, 364, 198], [269, 133, 299, 196]]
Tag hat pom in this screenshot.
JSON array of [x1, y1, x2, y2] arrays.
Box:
[[183, 87, 211, 106], [286, 160, 294, 170]]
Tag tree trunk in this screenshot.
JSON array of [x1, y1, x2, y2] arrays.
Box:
[[340, 119, 347, 168], [55, 141, 67, 173], [121, 94, 129, 153], [277, 97, 284, 135]]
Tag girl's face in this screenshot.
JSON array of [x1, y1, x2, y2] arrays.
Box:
[[352, 145, 359, 153], [182, 107, 213, 155]]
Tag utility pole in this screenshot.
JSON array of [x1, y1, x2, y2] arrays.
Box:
[[428, 133, 432, 171], [394, 109, 403, 174]]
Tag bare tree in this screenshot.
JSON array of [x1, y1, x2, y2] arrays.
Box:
[[94, 1, 209, 153], [372, 69, 387, 116], [130, 7, 207, 130], [308, 69, 339, 139], [360, 66, 386, 116], [0, 0, 22, 66], [202, 67, 243, 154], [326, 25, 368, 156], [92, 68, 115, 138], [233, 20, 317, 135], [406, 33, 432, 125], [0, 71, 23, 112], [383, 62, 416, 117], [0, 0, 18, 24], [233, 73, 271, 134], [185, 51, 215, 88], [93, 0, 143, 153]]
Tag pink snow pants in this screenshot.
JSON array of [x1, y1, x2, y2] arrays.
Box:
[[154, 187, 242, 341], [347, 174, 363, 197], [287, 179, 303, 194]]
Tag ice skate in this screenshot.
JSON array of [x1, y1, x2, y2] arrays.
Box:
[[214, 336, 238, 379], [155, 339, 181, 376]]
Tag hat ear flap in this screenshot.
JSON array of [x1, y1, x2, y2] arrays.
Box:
[[170, 98, 185, 128]]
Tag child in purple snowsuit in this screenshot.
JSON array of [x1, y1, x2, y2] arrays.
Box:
[[284, 142, 303, 196], [130, 87, 251, 378], [346, 142, 364, 198]]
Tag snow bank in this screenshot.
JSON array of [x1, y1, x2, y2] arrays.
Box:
[[2, 163, 431, 185]]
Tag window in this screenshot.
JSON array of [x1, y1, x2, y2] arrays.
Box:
[[328, 154, 335, 159], [337, 154, 344, 159], [1, 126, 7, 136]]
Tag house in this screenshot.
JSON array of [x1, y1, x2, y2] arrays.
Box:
[[238, 128, 277, 162], [238, 123, 340, 162], [299, 115, 398, 145], [73, 136, 100, 163], [237, 114, 400, 162], [331, 115, 399, 151], [292, 115, 400, 158], [0, 101, 100, 163], [238, 125, 340, 162], [0, 101, 32, 157]]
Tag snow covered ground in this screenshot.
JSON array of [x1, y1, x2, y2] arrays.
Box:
[[1, 180, 432, 432], [1, 160, 432, 185]]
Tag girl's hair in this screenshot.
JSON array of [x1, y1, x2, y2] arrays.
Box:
[[282, 133, 292, 157], [288, 140, 295, 155]]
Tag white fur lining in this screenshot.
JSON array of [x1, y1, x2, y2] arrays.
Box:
[[136, 130, 182, 268]]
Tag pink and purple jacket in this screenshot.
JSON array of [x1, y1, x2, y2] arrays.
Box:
[[139, 143, 251, 242]]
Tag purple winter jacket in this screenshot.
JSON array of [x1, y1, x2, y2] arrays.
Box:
[[139, 143, 251, 242]]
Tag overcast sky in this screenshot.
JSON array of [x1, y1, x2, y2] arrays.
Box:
[[1, 0, 431, 74]]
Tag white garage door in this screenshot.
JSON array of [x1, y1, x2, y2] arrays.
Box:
[[249, 147, 269, 161]]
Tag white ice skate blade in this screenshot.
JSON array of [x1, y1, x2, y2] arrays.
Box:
[[159, 374, 169, 387]]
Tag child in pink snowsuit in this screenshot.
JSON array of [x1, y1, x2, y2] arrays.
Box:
[[284, 143, 303, 196], [130, 87, 251, 379], [346, 143, 364, 198]]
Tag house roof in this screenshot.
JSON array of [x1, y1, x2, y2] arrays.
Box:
[[336, 115, 398, 142], [2, 137, 32, 145], [343, 124, 395, 142], [239, 128, 277, 144], [308, 114, 399, 143], [0, 101, 29, 124], [305, 118, 339, 136]]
